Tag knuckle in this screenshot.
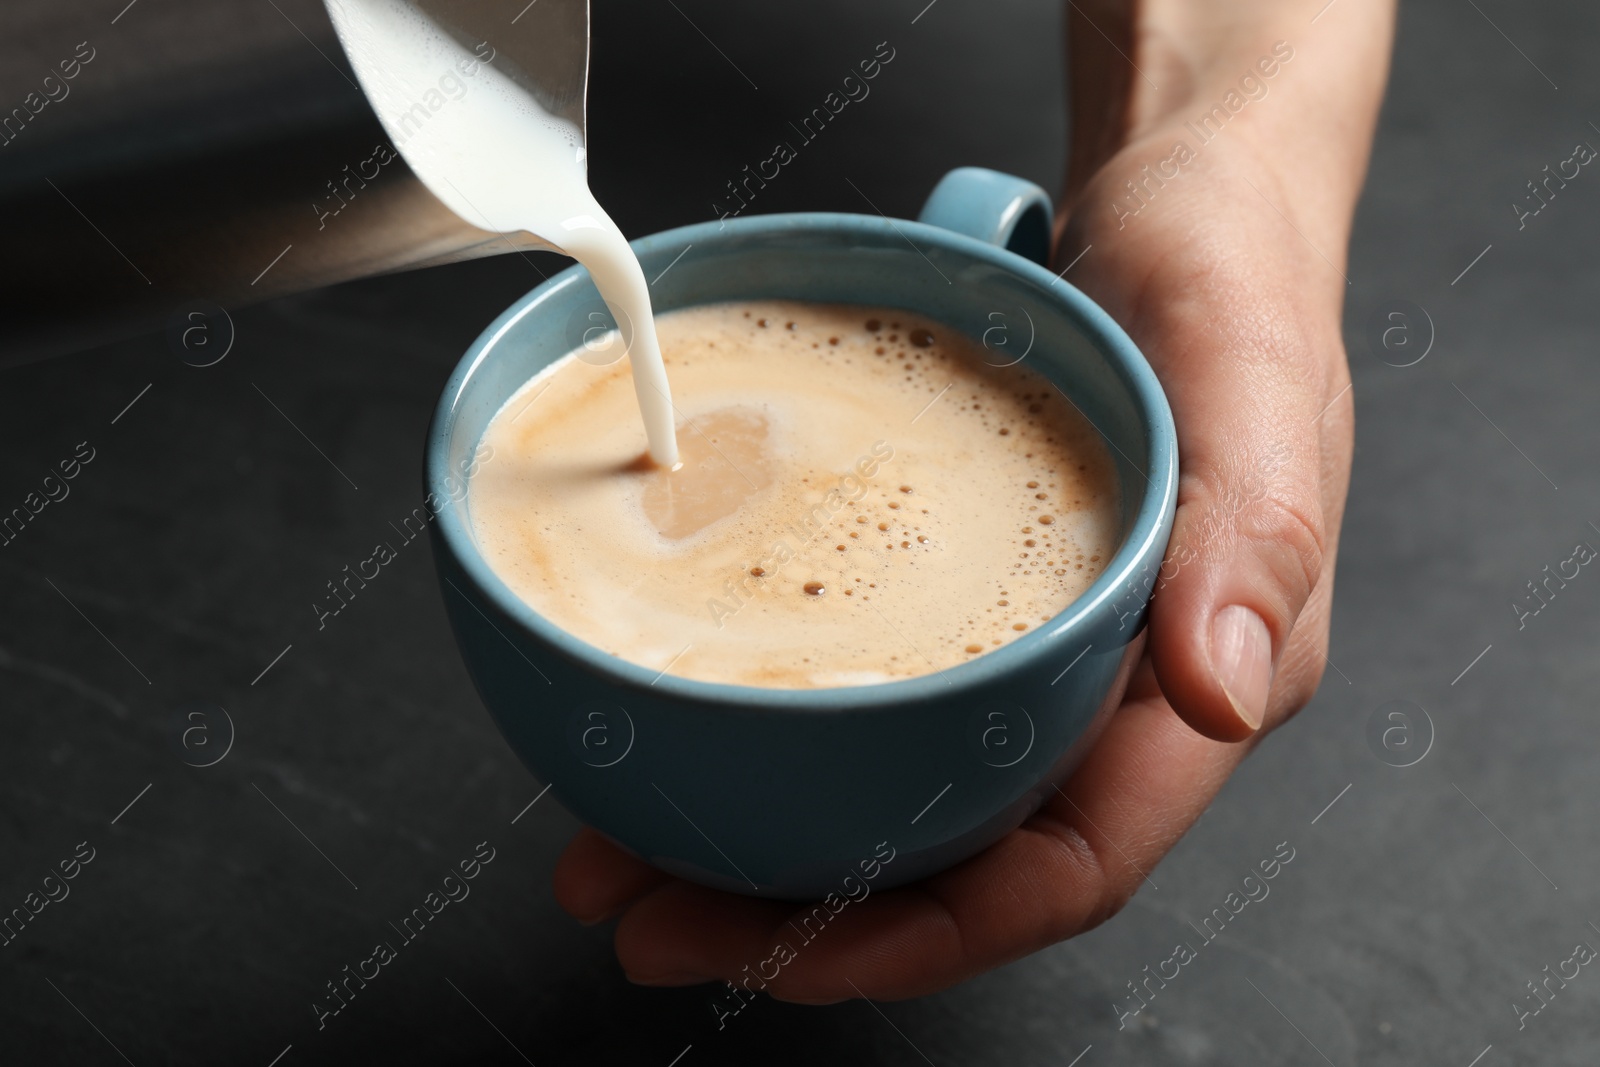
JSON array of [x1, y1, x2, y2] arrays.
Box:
[[1026, 812, 1131, 935], [1240, 487, 1327, 611]]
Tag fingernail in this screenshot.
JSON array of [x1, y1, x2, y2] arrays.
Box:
[[626, 970, 710, 988], [1210, 605, 1272, 732]]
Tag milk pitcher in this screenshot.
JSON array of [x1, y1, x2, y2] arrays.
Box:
[[0, 0, 585, 363]]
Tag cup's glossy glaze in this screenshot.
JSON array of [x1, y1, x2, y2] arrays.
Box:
[[426, 167, 1177, 899]]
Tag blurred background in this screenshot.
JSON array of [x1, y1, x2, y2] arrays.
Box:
[[2, 0, 1598, 1062]]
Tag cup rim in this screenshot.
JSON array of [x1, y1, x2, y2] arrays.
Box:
[[426, 209, 1177, 713]]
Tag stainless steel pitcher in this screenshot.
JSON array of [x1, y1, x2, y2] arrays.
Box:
[[0, 0, 585, 364]]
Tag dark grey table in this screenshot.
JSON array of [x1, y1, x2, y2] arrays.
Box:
[[4, 0, 1597, 1063]]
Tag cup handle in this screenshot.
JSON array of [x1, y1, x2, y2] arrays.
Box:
[[916, 167, 1054, 268]]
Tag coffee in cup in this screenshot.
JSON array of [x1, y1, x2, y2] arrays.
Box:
[[469, 299, 1119, 688]]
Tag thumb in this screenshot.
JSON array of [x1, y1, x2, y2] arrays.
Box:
[[1055, 160, 1346, 744], [1142, 323, 1337, 743]]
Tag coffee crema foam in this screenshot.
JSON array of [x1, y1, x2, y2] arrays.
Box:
[[469, 301, 1120, 689]]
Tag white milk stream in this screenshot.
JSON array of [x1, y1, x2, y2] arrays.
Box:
[[324, 0, 680, 466]]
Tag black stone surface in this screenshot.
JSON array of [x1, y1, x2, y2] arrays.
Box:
[[4, 0, 1599, 1063]]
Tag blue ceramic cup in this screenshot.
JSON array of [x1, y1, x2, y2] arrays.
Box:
[[426, 167, 1177, 900]]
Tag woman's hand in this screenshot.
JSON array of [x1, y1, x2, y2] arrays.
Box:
[[549, 0, 1394, 1002]]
